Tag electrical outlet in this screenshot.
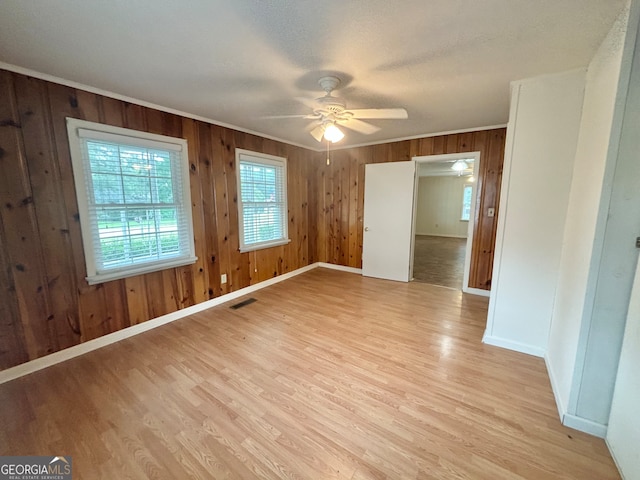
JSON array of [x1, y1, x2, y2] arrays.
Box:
[[221, 273, 227, 284]]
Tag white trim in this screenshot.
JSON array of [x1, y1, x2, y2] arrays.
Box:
[[235, 149, 289, 253], [412, 152, 481, 294], [568, 4, 640, 416], [332, 124, 508, 151], [415, 233, 468, 239], [486, 83, 521, 339], [86, 256, 198, 285], [510, 68, 587, 88], [563, 414, 607, 438], [239, 239, 291, 253], [545, 353, 609, 439], [0, 62, 507, 153], [461, 183, 473, 221], [0, 61, 313, 151], [482, 332, 545, 357], [0, 262, 321, 385], [77, 127, 184, 151], [464, 287, 490, 297], [317, 262, 363, 274], [545, 353, 566, 422], [66, 118, 197, 285], [413, 152, 480, 163], [605, 438, 626, 479]]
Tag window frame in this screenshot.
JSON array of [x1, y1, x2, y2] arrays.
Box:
[[235, 149, 290, 253], [66, 118, 197, 285], [461, 183, 473, 221]]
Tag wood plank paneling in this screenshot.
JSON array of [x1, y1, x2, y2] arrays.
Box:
[[0, 71, 57, 361], [0, 207, 27, 369], [0, 67, 503, 370], [0, 70, 312, 370], [13, 75, 81, 352], [311, 129, 506, 290]]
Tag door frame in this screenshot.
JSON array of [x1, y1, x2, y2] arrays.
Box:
[[411, 151, 485, 295]]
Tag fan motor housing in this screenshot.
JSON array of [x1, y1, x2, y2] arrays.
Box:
[[316, 95, 346, 113]]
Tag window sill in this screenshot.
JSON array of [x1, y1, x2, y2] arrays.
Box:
[[86, 256, 198, 285], [239, 238, 291, 253]]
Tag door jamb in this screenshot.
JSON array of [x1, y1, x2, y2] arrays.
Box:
[[411, 152, 486, 295]]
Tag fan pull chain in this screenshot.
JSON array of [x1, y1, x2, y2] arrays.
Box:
[[326, 139, 331, 165]]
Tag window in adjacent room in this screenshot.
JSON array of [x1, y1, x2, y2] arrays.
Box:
[[236, 149, 289, 252], [66, 118, 196, 285], [461, 184, 473, 221]]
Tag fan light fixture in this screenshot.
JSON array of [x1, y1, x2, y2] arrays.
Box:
[[451, 160, 469, 172], [323, 123, 344, 143]]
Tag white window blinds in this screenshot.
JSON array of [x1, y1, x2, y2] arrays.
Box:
[[67, 118, 196, 284], [461, 184, 473, 221], [236, 149, 289, 252]]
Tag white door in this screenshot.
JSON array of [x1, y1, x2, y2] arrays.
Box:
[[362, 161, 416, 282], [606, 253, 640, 479]]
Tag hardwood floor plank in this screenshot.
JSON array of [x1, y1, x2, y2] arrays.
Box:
[[413, 235, 467, 289], [0, 269, 619, 479]]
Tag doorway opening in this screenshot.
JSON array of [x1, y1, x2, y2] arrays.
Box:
[[411, 152, 480, 293]]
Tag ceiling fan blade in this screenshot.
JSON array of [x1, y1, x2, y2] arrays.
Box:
[[260, 114, 310, 119], [309, 125, 325, 142], [339, 118, 380, 135], [349, 108, 408, 119]]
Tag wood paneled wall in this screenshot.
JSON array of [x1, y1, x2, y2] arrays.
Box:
[[0, 68, 505, 371], [0, 70, 314, 370], [308, 129, 506, 290]]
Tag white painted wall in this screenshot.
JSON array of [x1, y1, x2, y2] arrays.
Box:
[[607, 255, 640, 480], [573, 0, 640, 425], [415, 176, 470, 238], [546, 6, 630, 418], [485, 70, 585, 356]]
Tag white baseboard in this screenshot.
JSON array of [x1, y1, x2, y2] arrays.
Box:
[[544, 354, 609, 439], [482, 333, 545, 357], [0, 262, 327, 385], [463, 287, 490, 297], [544, 354, 566, 422], [563, 414, 607, 438], [605, 438, 626, 480], [317, 262, 363, 275]]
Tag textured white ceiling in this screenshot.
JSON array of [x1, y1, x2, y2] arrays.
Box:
[[0, 0, 626, 150], [418, 159, 475, 177]]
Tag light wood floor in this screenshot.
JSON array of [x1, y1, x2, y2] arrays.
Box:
[[413, 235, 467, 289], [0, 269, 619, 479]]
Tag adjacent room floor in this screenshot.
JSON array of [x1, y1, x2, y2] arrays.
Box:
[[413, 235, 467, 289], [0, 268, 619, 479]]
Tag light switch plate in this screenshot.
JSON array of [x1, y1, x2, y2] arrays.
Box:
[[221, 273, 227, 284], [487, 207, 495, 217]]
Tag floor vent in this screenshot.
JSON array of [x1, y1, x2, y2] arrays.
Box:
[[230, 298, 257, 310]]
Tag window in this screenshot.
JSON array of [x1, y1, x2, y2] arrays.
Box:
[[66, 118, 196, 285], [236, 149, 289, 252], [461, 184, 473, 221]]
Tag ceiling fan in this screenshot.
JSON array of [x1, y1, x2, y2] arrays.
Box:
[[266, 76, 408, 143]]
